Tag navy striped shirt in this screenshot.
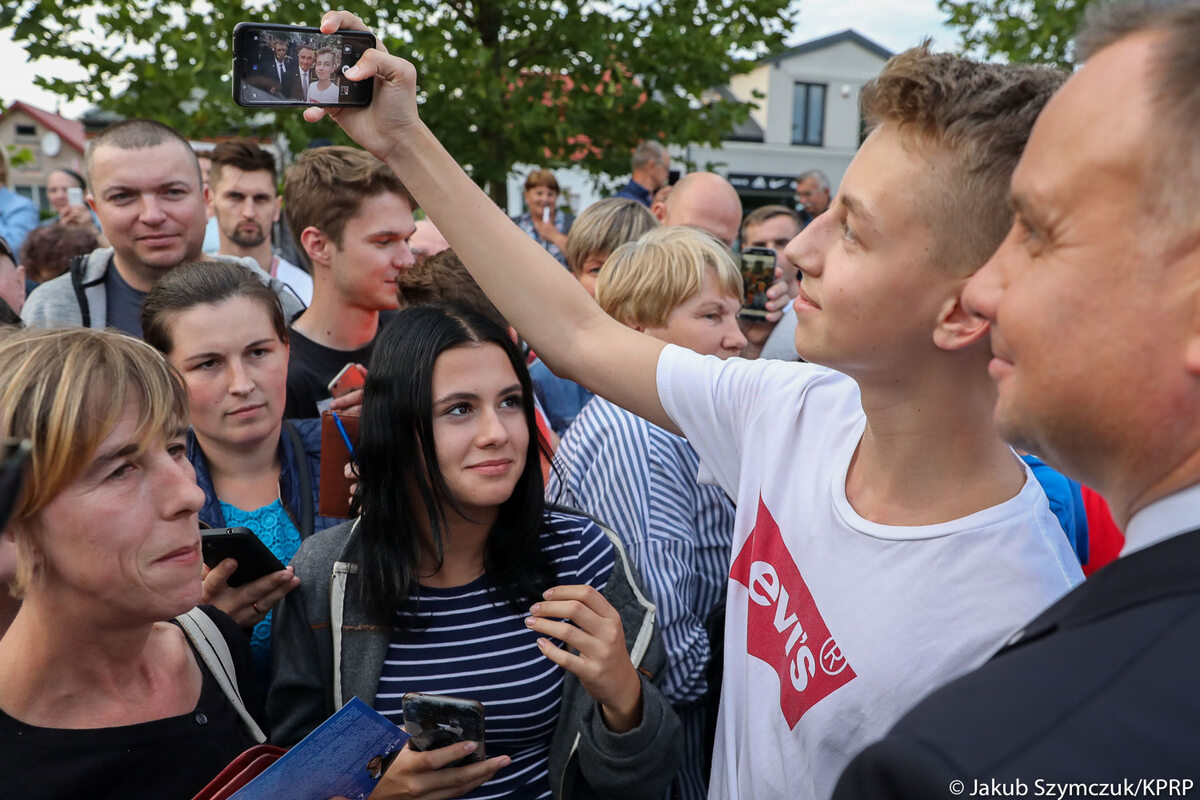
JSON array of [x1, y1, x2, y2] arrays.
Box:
[[547, 394, 736, 800], [374, 511, 615, 799]]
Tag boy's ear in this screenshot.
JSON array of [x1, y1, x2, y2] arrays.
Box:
[[932, 288, 990, 352], [299, 226, 333, 269]]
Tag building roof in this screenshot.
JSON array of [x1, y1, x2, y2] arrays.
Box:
[[0, 101, 87, 153], [762, 29, 893, 66], [713, 85, 764, 142]]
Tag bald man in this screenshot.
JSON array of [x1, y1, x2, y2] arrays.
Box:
[[651, 172, 742, 248]]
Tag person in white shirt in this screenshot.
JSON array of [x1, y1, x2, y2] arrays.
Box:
[[306, 47, 341, 105], [208, 140, 313, 305], [301, 13, 1083, 799]]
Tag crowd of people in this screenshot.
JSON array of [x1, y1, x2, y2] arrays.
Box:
[[1, 0, 1199, 798]]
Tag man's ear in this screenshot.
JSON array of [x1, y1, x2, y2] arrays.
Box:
[[650, 201, 668, 225], [932, 288, 990, 352], [272, 196, 283, 224], [300, 226, 333, 269]]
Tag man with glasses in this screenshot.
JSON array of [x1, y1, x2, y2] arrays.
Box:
[[616, 140, 671, 207]]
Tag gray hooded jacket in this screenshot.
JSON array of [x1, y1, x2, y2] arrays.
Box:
[[20, 247, 305, 329], [268, 514, 684, 799]]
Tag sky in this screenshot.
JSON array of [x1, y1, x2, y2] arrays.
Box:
[[0, 0, 960, 120]]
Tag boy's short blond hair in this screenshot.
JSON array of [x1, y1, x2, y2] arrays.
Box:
[[595, 226, 742, 328], [564, 197, 658, 274]]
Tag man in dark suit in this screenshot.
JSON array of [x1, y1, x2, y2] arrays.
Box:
[[834, 1, 1200, 794], [262, 38, 299, 100]]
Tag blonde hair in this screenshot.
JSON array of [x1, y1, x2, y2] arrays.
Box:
[[0, 328, 189, 595], [565, 197, 659, 274], [595, 226, 741, 328]]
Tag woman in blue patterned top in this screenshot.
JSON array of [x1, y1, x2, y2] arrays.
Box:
[[142, 260, 345, 685], [269, 304, 682, 799]]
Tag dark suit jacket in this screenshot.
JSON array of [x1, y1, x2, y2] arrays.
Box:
[[834, 529, 1200, 798], [263, 56, 300, 99]]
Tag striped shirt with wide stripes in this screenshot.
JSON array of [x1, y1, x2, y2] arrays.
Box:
[[374, 511, 615, 800], [547, 394, 736, 800]]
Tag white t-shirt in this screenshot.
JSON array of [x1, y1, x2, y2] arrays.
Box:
[[656, 345, 1082, 800], [273, 256, 313, 306], [307, 81, 340, 104]]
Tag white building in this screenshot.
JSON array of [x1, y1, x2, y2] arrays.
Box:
[[507, 29, 893, 218]]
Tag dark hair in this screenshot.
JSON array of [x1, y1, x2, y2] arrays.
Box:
[[141, 260, 289, 356], [18, 224, 99, 284], [49, 168, 87, 191], [208, 140, 278, 192], [395, 250, 507, 330], [85, 118, 200, 187], [352, 304, 554, 622]]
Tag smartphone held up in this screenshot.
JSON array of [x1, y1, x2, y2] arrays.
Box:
[[232, 23, 375, 108]]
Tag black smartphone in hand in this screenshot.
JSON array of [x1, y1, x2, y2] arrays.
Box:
[[201, 527, 285, 587], [402, 693, 486, 768], [739, 247, 777, 319], [232, 23, 375, 108]]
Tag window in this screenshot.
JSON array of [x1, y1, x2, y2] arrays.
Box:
[[791, 83, 826, 147], [15, 124, 37, 139]]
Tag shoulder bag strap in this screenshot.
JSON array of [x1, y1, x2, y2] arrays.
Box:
[[176, 607, 268, 743]]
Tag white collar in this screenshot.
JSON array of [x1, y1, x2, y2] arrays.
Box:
[[1122, 482, 1200, 557]]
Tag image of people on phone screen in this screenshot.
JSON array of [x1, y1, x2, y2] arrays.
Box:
[[307, 47, 341, 104]]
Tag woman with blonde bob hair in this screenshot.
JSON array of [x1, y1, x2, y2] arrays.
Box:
[[0, 328, 264, 799]]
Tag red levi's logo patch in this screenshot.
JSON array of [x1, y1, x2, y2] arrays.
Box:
[[730, 496, 857, 729]]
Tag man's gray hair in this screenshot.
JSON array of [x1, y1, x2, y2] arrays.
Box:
[[796, 169, 830, 191], [631, 140, 668, 172], [1076, 0, 1200, 240]]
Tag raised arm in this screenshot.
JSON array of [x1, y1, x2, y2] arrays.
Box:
[[306, 11, 677, 433]]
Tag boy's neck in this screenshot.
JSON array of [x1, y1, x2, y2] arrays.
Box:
[[292, 289, 380, 351], [846, 363, 1025, 526]]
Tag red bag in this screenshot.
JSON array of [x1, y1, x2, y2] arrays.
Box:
[[190, 744, 287, 800]]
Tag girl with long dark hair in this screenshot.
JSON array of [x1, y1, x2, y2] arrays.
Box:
[[269, 304, 681, 799]]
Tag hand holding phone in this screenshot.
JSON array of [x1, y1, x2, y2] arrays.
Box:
[[402, 693, 486, 767], [66, 186, 85, 207]]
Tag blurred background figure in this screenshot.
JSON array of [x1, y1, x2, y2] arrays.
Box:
[[0, 149, 37, 257], [18, 223, 98, 286], [41, 169, 104, 242], [0, 235, 26, 317], [794, 168, 832, 224], [512, 168, 573, 268], [616, 140, 671, 208], [408, 218, 450, 265]]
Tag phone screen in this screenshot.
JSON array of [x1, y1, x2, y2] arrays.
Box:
[[232, 23, 375, 108], [740, 247, 777, 319]]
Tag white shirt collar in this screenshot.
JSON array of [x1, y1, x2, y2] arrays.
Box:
[[1122, 482, 1200, 557]]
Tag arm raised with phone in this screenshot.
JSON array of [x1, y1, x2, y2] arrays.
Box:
[[304, 11, 677, 436]]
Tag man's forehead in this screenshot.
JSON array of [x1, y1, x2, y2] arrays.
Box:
[[91, 140, 200, 189], [216, 165, 276, 195], [746, 215, 800, 241], [1012, 34, 1155, 205]]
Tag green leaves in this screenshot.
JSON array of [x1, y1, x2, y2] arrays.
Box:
[[7, 0, 792, 204], [938, 0, 1095, 68]]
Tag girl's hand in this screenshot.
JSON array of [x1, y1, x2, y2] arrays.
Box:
[[201, 560, 299, 627], [366, 741, 510, 800], [526, 585, 644, 732]]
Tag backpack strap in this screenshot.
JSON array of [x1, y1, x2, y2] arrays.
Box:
[[68, 254, 96, 329], [176, 607, 268, 743], [283, 420, 314, 540]]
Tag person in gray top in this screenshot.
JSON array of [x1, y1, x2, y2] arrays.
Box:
[[21, 119, 303, 335]]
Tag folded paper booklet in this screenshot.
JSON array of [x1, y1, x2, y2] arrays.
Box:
[[227, 698, 408, 800]]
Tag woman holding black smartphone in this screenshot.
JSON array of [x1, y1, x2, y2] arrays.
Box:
[[269, 304, 682, 799], [142, 260, 347, 684]]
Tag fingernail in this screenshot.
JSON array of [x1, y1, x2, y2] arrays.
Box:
[[525, 616, 536, 627], [543, 588, 554, 599], [537, 637, 550, 648], [463, 741, 477, 753], [530, 603, 540, 614], [346, 66, 360, 79]]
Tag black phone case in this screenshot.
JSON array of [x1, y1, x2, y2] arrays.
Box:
[[402, 693, 486, 767], [232, 22, 375, 108], [201, 527, 285, 587]]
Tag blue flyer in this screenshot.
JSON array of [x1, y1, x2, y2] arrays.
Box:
[[230, 697, 408, 800]]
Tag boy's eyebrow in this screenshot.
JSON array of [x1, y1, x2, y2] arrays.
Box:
[[840, 193, 880, 234]]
